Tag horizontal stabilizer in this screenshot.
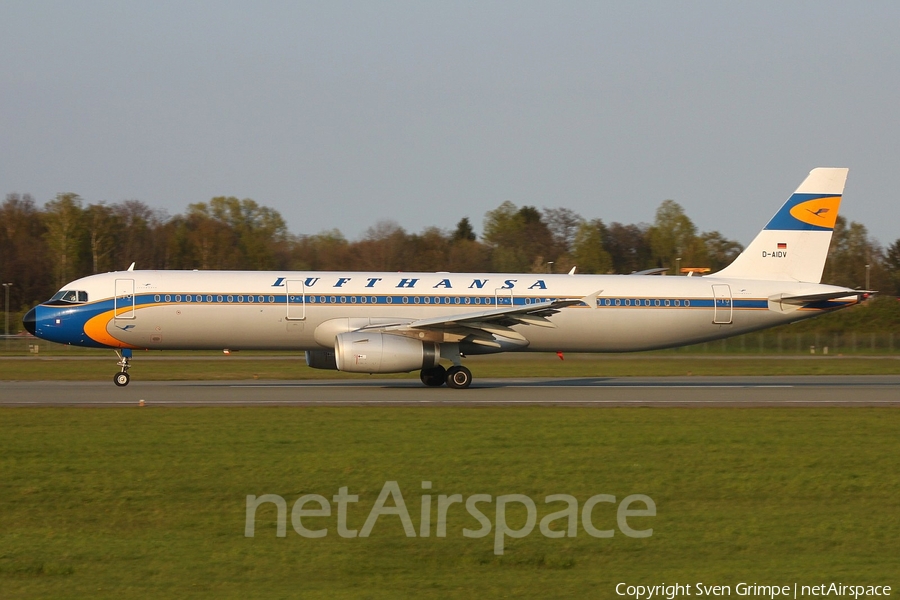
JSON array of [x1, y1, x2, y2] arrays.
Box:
[[767, 289, 869, 313], [776, 290, 872, 304]]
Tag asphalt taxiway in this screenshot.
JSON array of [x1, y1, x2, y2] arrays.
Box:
[[1, 376, 898, 407]]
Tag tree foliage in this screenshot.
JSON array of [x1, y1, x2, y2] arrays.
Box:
[[572, 219, 613, 274], [825, 216, 886, 291], [884, 239, 900, 296], [1, 189, 896, 332], [647, 200, 707, 273], [43, 193, 85, 287]]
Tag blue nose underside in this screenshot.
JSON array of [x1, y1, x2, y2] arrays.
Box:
[[23, 307, 36, 336]]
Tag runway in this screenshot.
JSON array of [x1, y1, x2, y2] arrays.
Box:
[[1, 376, 898, 407]]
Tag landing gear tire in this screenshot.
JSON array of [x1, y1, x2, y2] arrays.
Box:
[[446, 365, 472, 389], [420, 365, 447, 387], [114, 349, 132, 387]]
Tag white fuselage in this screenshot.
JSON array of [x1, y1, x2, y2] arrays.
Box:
[[31, 270, 856, 353]]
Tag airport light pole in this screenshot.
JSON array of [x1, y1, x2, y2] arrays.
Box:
[[2, 283, 11, 350], [675, 257, 681, 276], [865, 264, 871, 291]]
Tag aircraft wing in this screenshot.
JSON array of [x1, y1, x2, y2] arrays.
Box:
[[630, 267, 669, 276], [360, 292, 601, 348]]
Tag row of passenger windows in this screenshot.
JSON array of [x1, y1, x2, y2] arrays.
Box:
[[151, 294, 517, 305], [307, 295, 515, 305], [601, 298, 691, 307], [149, 294, 692, 307], [154, 294, 277, 303]]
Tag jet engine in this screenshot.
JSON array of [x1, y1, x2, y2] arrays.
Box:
[[334, 331, 439, 373]]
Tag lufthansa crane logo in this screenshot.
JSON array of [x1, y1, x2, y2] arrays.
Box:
[[789, 196, 841, 229]]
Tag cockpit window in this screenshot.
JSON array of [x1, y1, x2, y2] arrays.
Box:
[[47, 290, 89, 304]]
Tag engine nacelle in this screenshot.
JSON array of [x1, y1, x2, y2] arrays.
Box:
[[305, 350, 338, 370], [334, 332, 439, 374]]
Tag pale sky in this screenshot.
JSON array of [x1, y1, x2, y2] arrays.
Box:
[[3, 1, 899, 247]]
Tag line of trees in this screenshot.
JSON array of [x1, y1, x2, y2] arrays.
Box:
[[2, 191, 898, 326]]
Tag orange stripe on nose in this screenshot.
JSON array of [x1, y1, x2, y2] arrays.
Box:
[[83, 308, 140, 349]]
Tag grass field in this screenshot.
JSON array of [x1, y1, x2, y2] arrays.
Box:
[[1, 407, 898, 598], [2, 352, 900, 381]]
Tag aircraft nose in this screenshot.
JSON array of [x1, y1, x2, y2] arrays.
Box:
[[23, 307, 36, 336]]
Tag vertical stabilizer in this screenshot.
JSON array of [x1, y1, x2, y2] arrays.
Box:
[[712, 167, 848, 283]]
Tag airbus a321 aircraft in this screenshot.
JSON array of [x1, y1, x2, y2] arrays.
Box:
[[24, 168, 866, 389]]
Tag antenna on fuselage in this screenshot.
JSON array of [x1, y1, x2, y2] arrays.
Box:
[[127, 262, 135, 272]]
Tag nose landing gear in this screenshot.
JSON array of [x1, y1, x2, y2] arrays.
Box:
[[114, 349, 132, 386]]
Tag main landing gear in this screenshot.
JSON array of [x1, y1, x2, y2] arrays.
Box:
[[114, 349, 132, 387], [419, 365, 473, 389], [420, 365, 446, 386]]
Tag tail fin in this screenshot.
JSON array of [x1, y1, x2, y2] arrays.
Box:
[[712, 167, 848, 283]]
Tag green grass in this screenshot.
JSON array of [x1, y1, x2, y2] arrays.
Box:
[[1, 408, 898, 598], [2, 353, 900, 381]]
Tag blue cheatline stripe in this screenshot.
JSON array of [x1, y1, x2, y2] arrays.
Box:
[[48, 293, 837, 312], [119, 293, 773, 309]]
